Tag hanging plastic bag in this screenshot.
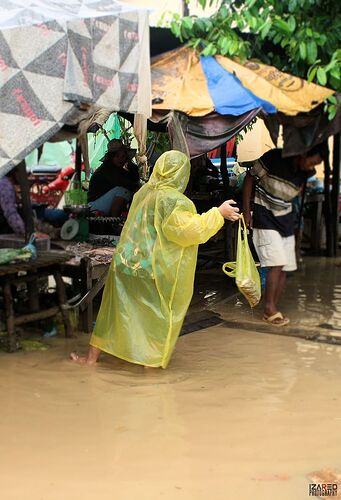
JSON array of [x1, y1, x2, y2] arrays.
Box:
[[222, 215, 261, 308]]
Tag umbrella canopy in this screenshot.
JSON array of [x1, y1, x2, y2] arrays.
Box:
[[152, 47, 333, 117], [0, 0, 151, 178]]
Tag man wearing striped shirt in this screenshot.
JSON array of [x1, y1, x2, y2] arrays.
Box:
[[243, 146, 323, 326]]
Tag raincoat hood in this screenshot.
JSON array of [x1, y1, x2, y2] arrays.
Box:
[[149, 150, 190, 193]]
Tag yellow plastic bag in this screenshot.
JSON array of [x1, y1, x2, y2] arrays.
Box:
[[222, 215, 261, 308]]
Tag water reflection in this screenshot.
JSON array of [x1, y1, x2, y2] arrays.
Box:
[[215, 257, 341, 332], [284, 258, 341, 328]]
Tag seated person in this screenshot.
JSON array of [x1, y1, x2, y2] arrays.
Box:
[[88, 139, 139, 217], [0, 169, 25, 236]]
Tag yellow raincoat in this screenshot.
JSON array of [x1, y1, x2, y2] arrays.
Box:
[[90, 151, 224, 368]]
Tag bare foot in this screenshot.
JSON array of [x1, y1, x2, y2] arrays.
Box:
[[70, 352, 97, 366], [143, 365, 160, 371]]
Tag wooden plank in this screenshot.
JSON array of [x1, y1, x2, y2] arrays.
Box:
[[4, 271, 52, 286], [14, 306, 59, 326], [323, 147, 334, 257], [79, 270, 107, 312], [91, 263, 109, 280], [53, 270, 74, 337], [0, 252, 72, 276], [331, 133, 340, 256]]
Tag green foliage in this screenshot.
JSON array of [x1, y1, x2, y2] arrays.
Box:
[[147, 131, 170, 156], [235, 117, 258, 145], [170, 0, 341, 97], [117, 116, 134, 146]]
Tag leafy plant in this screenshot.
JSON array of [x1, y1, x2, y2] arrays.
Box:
[[117, 115, 134, 146], [169, 0, 341, 97], [235, 117, 257, 145], [147, 131, 171, 156]]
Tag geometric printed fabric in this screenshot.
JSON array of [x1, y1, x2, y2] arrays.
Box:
[[0, 0, 151, 178]]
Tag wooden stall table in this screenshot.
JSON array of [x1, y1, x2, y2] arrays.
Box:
[[0, 251, 73, 352], [59, 243, 115, 334]]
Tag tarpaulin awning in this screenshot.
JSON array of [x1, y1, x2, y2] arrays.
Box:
[[0, 0, 151, 178], [263, 102, 341, 157], [167, 109, 261, 158], [200, 56, 276, 115], [152, 47, 334, 117]]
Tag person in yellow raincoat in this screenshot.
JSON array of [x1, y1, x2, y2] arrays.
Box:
[[71, 150, 240, 368]]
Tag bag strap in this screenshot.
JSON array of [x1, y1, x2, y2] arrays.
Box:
[[222, 214, 245, 278], [222, 262, 236, 277]]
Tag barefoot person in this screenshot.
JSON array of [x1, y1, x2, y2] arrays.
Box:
[[243, 145, 323, 326], [71, 150, 240, 367]]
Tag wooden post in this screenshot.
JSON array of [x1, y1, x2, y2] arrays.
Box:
[[3, 281, 16, 352], [75, 138, 82, 184], [53, 269, 74, 338], [331, 134, 340, 256], [80, 257, 93, 333], [323, 144, 334, 257], [15, 160, 34, 242]]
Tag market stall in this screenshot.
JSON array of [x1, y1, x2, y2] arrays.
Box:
[[150, 46, 341, 256]]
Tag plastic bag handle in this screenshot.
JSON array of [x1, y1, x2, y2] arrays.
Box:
[[238, 213, 248, 241], [223, 216, 244, 277], [222, 262, 236, 277]]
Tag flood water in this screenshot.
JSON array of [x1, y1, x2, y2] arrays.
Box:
[[214, 257, 341, 337], [1, 256, 341, 499], [1, 325, 341, 499]]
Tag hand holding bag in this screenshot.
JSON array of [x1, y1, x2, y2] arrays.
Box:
[[222, 214, 261, 308]]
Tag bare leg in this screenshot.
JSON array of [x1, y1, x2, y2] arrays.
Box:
[[263, 266, 289, 325], [274, 270, 286, 305], [264, 266, 282, 316], [70, 346, 101, 365]]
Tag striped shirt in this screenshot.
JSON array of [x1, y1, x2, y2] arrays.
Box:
[[250, 149, 307, 237]]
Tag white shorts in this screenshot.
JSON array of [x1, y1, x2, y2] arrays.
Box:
[[252, 229, 297, 272]]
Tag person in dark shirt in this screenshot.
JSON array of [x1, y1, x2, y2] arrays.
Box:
[[0, 170, 25, 236], [243, 145, 324, 326], [88, 139, 139, 217]]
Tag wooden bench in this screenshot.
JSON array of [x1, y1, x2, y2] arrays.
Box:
[[0, 251, 73, 351]]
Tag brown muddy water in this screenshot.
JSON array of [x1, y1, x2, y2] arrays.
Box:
[[1, 323, 341, 500], [213, 257, 341, 340], [1, 256, 341, 499]]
